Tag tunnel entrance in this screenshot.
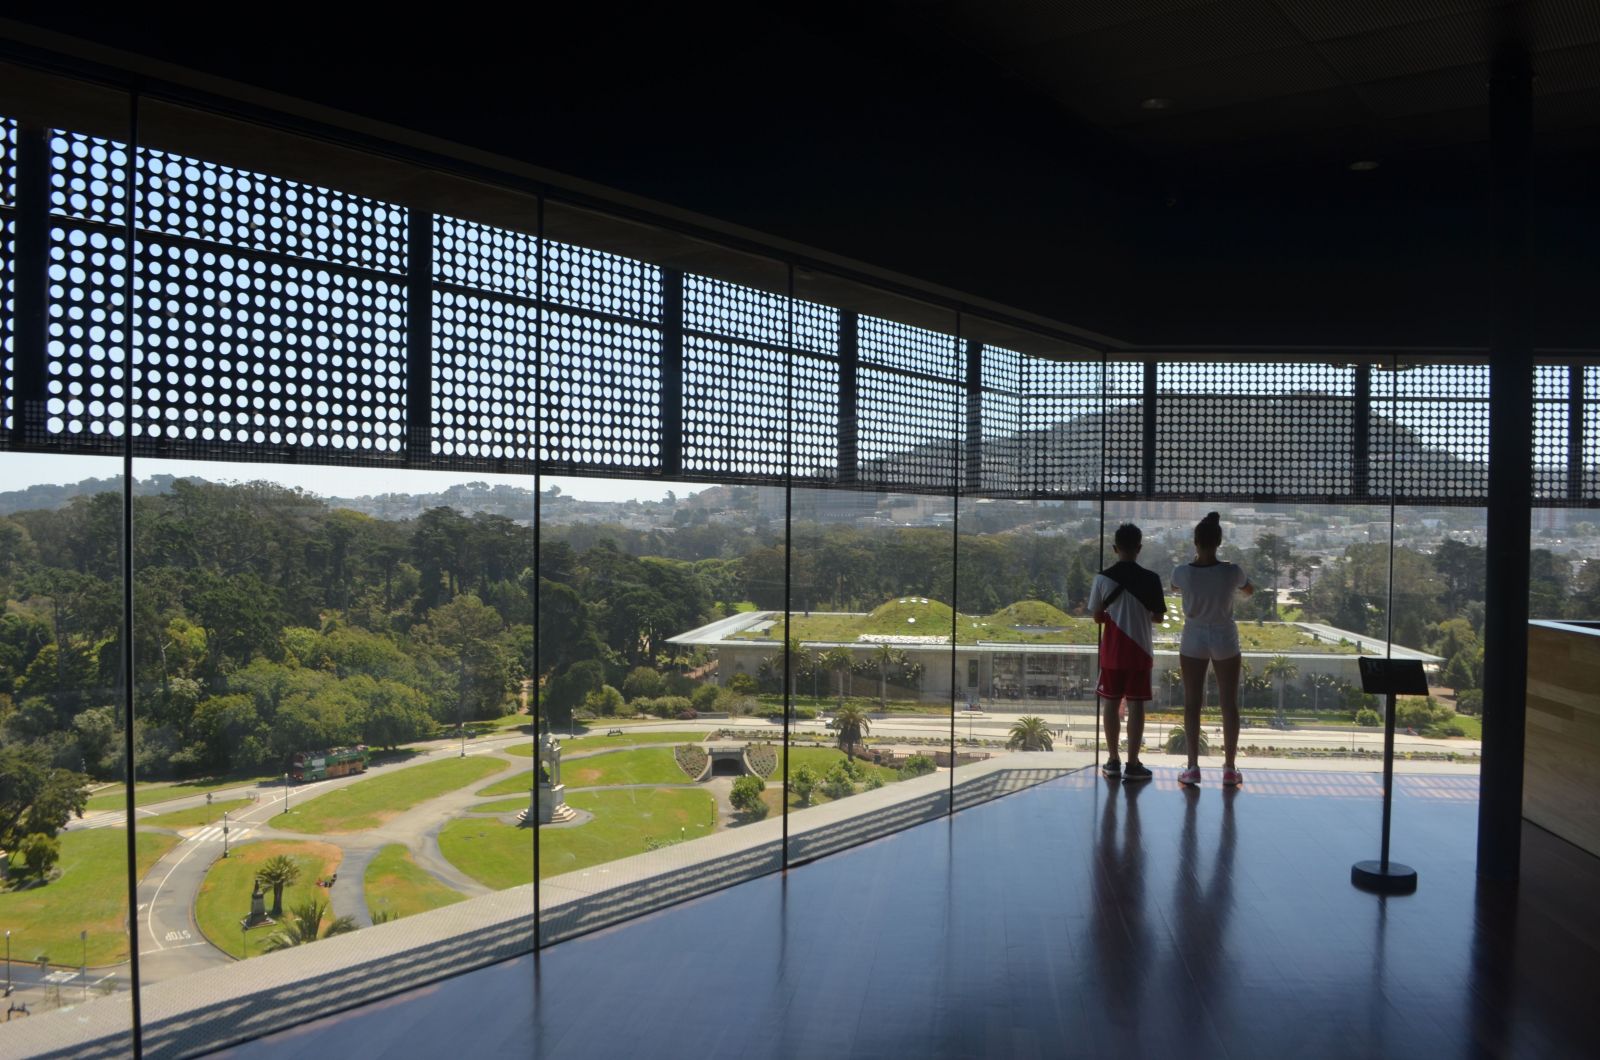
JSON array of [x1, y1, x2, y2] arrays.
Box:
[[707, 743, 751, 777]]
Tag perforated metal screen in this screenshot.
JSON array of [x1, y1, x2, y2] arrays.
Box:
[[681, 274, 839, 480], [1025, 355, 1104, 498], [2, 110, 1595, 503], [857, 316, 961, 491], [1157, 362, 1357, 500], [1371, 363, 1489, 503]]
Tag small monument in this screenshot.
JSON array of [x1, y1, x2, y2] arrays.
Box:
[[244, 878, 270, 928], [532, 730, 576, 824]]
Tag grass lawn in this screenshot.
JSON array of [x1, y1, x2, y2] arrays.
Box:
[[0, 829, 179, 966], [85, 774, 276, 813], [274, 757, 508, 834], [195, 839, 343, 958], [506, 730, 708, 756], [363, 844, 465, 922], [142, 798, 253, 831], [439, 787, 717, 889], [469, 797, 532, 813], [562, 748, 689, 788], [477, 770, 535, 797]]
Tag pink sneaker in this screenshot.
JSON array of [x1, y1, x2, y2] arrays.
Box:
[[1178, 767, 1201, 787], [1223, 767, 1244, 786]]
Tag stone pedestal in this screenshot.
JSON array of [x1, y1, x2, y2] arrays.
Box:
[[536, 782, 576, 824]]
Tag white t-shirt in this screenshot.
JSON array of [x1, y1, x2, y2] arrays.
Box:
[[1171, 562, 1249, 625]]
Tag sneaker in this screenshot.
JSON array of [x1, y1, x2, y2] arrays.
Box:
[[1222, 767, 1244, 786], [1178, 767, 1201, 787], [1122, 762, 1153, 783], [1101, 758, 1121, 778]]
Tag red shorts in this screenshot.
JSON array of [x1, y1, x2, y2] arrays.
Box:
[[1096, 667, 1152, 702]]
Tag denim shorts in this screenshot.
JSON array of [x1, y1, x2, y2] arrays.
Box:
[[1180, 621, 1241, 660]]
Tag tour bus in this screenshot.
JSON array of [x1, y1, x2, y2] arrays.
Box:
[[289, 745, 370, 782]]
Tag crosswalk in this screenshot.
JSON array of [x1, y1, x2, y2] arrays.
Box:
[[188, 825, 252, 843]]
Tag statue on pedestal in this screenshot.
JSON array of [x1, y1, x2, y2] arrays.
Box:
[[246, 878, 268, 927], [535, 730, 576, 824]]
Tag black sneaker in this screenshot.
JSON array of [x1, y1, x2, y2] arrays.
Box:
[[1122, 762, 1153, 783], [1101, 758, 1121, 778]]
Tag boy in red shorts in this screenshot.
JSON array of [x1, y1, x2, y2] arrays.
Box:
[[1088, 523, 1167, 782]]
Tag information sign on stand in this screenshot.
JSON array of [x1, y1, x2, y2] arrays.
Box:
[[1351, 658, 1428, 894]]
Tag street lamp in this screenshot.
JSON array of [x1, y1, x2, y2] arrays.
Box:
[[79, 930, 86, 1000], [222, 810, 230, 858], [283, 773, 290, 815], [6, 928, 11, 997]]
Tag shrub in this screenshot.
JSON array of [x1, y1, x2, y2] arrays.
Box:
[[633, 695, 692, 718], [14, 832, 60, 880], [674, 707, 698, 721], [864, 772, 885, 790], [622, 667, 666, 702], [1456, 689, 1483, 715], [899, 754, 936, 779], [583, 685, 626, 717], [790, 764, 819, 806], [1355, 707, 1382, 727], [821, 761, 856, 800], [727, 673, 758, 695], [1164, 726, 1210, 756], [730, 775, 767, 816], [690, 683, 721, 713]]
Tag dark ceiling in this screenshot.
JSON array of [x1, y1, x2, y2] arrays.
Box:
[[2, 2, 1598, 350]]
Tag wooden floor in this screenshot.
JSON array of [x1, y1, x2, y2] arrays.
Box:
[[217, 768, 1600, 1059]]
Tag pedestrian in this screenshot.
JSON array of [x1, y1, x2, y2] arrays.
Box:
[[1090, 523, 1166, 783], [1171, 512, 1254, 786]]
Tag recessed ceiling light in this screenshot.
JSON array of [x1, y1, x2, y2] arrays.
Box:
[[1348, 160, 1381, 171], [1140, 97, 1174, 111]]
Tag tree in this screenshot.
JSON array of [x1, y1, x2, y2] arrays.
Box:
[[260, 897, 358, 952], [0, 743, 89, 849], [1160, 667, 1184, 711], [419, 595, 514, 722], [1064, 557, 1090, 612], [1263, 656, 1299, 725], [256, 854, 302, 918], [821, 647, 854, 708], [1306, 672, 1342, 713], [1249, 533, 1295, 620], [622, 666, 665, 703], [730, 775, 766, 817], [832, 703, 871, 754], [13, 832, 61, 880], [1007, 715, 1054, 751], [870, 643, 896, 709], [790, 764, 819, 806]]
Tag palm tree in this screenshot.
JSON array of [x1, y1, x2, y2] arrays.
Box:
[[786, 637, 812, 703], [1307, 671, 1341, 713], [1007, 715, 1054, 751], [260, 897, 358, 952], [256, 855, 301, 919], [1264, 655, 1299, 726], [870, 643, 896, 710], [1160, 667, 1184, 711], [833, 702, 871, 754], [822, 646, 854, 709]]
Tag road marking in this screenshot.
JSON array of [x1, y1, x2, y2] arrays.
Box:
[[145, 836, 209, 952]]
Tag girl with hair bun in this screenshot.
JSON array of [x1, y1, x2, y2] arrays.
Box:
[[1170, 512, 1254, 787]]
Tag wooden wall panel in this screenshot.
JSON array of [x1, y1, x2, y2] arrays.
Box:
[[1526, 621, 1600, 857]]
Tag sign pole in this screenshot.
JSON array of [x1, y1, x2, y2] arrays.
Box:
[[1352, 658, 1421, 894]]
